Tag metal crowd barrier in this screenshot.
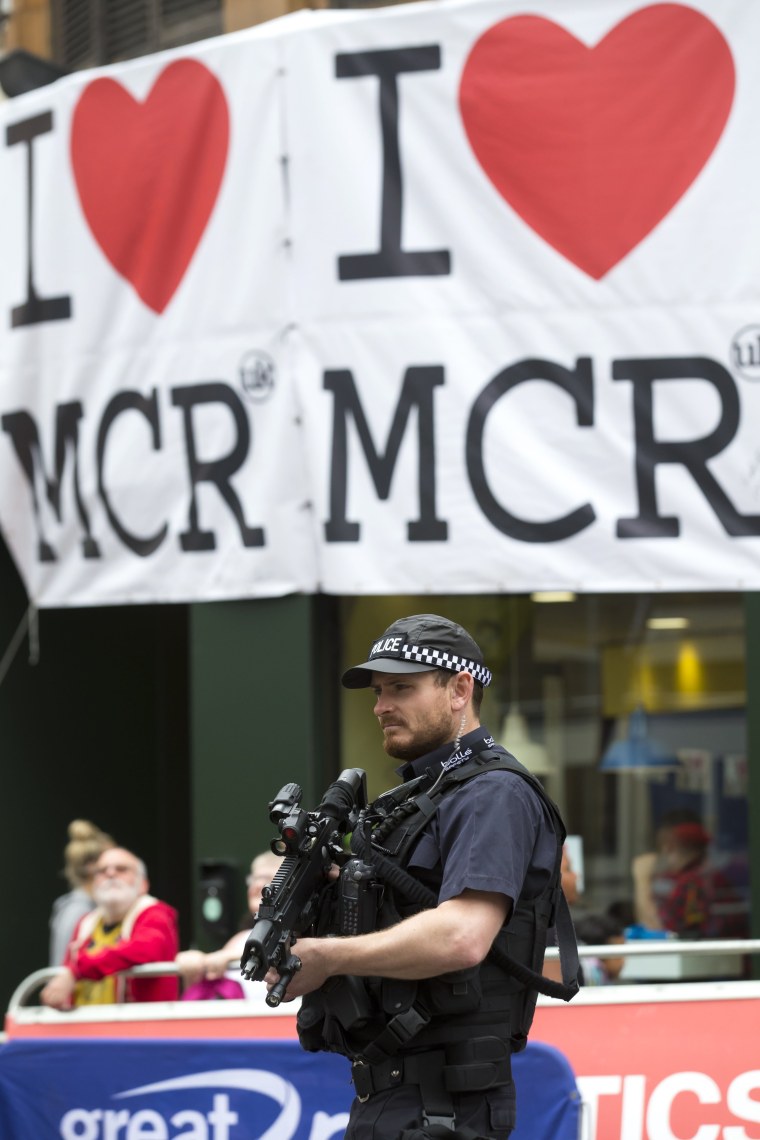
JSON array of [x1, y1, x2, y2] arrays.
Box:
[[548, 937, 760, 960], [7, 962, 181, 1014], [8, 939, 760, 1013]]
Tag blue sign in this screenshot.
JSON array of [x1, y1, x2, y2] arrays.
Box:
[[0, 1039, 351, 1140], [0, 1037, 580, 1139]]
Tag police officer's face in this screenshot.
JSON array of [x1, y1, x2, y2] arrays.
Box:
[[370, 670, 459, 760]]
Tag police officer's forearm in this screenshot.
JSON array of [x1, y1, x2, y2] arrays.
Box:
[[279, 890, 509, 996], [327, 908, 491, 977]]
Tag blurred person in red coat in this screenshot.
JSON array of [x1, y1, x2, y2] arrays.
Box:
[[632, 812, 748, 940], [40, 846, 179, 1008]]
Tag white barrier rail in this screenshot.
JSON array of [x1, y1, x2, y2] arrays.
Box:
[[7, 962, 180, 1014], [8, 939, 760, 1014], [547, 937, 760, 959]]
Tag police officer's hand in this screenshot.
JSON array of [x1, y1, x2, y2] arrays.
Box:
[[265, 937, 327, 999]]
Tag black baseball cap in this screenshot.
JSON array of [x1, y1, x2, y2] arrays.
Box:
[[341, 613, 492, 689]]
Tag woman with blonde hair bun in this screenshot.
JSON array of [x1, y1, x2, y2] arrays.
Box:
[[49, 820, 115, 966]]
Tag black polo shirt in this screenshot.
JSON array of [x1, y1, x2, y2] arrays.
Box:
[[395, 726, 558, 908]]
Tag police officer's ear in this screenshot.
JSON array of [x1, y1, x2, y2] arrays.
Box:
[[449, 670, 474, 710]]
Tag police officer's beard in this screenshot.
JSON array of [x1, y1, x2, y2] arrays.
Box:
[[382, 721, 457, 761]]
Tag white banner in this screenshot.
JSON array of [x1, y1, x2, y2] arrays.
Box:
[[1, 0, 759, 604]]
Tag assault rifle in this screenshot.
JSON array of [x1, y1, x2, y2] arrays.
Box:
[[240, 767, 368, 1006]]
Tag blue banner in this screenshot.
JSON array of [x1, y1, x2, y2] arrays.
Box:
[[0, 1037, 580, 1139]]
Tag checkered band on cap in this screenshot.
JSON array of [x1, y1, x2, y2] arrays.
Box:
[[341, 613, 493, 691], [394, 641, 492, 687]]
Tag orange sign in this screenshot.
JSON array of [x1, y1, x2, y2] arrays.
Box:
[[532, 984, 760, 1140]]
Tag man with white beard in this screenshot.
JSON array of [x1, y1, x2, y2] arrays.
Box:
[[40, 846, 179, 1008]]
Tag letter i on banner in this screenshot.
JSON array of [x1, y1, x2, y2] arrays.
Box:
[[6, 112, 72, 327]]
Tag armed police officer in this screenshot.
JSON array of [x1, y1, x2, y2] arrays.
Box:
[[265, 613, 576, 1140]]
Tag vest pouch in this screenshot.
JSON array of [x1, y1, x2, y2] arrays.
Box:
[[378, 966, 485, 1021], [381, 976, 419, 1016], [443, 1036, 512, 1092], [297, 991, 328, 1053], [323, 974, 378, 1031], [419, 966, 482, 1016], [298, 975, 382, 1054]]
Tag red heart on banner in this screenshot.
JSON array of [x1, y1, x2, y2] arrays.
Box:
[[71, 59, 229, 313], [459, 4, 735, 279]]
